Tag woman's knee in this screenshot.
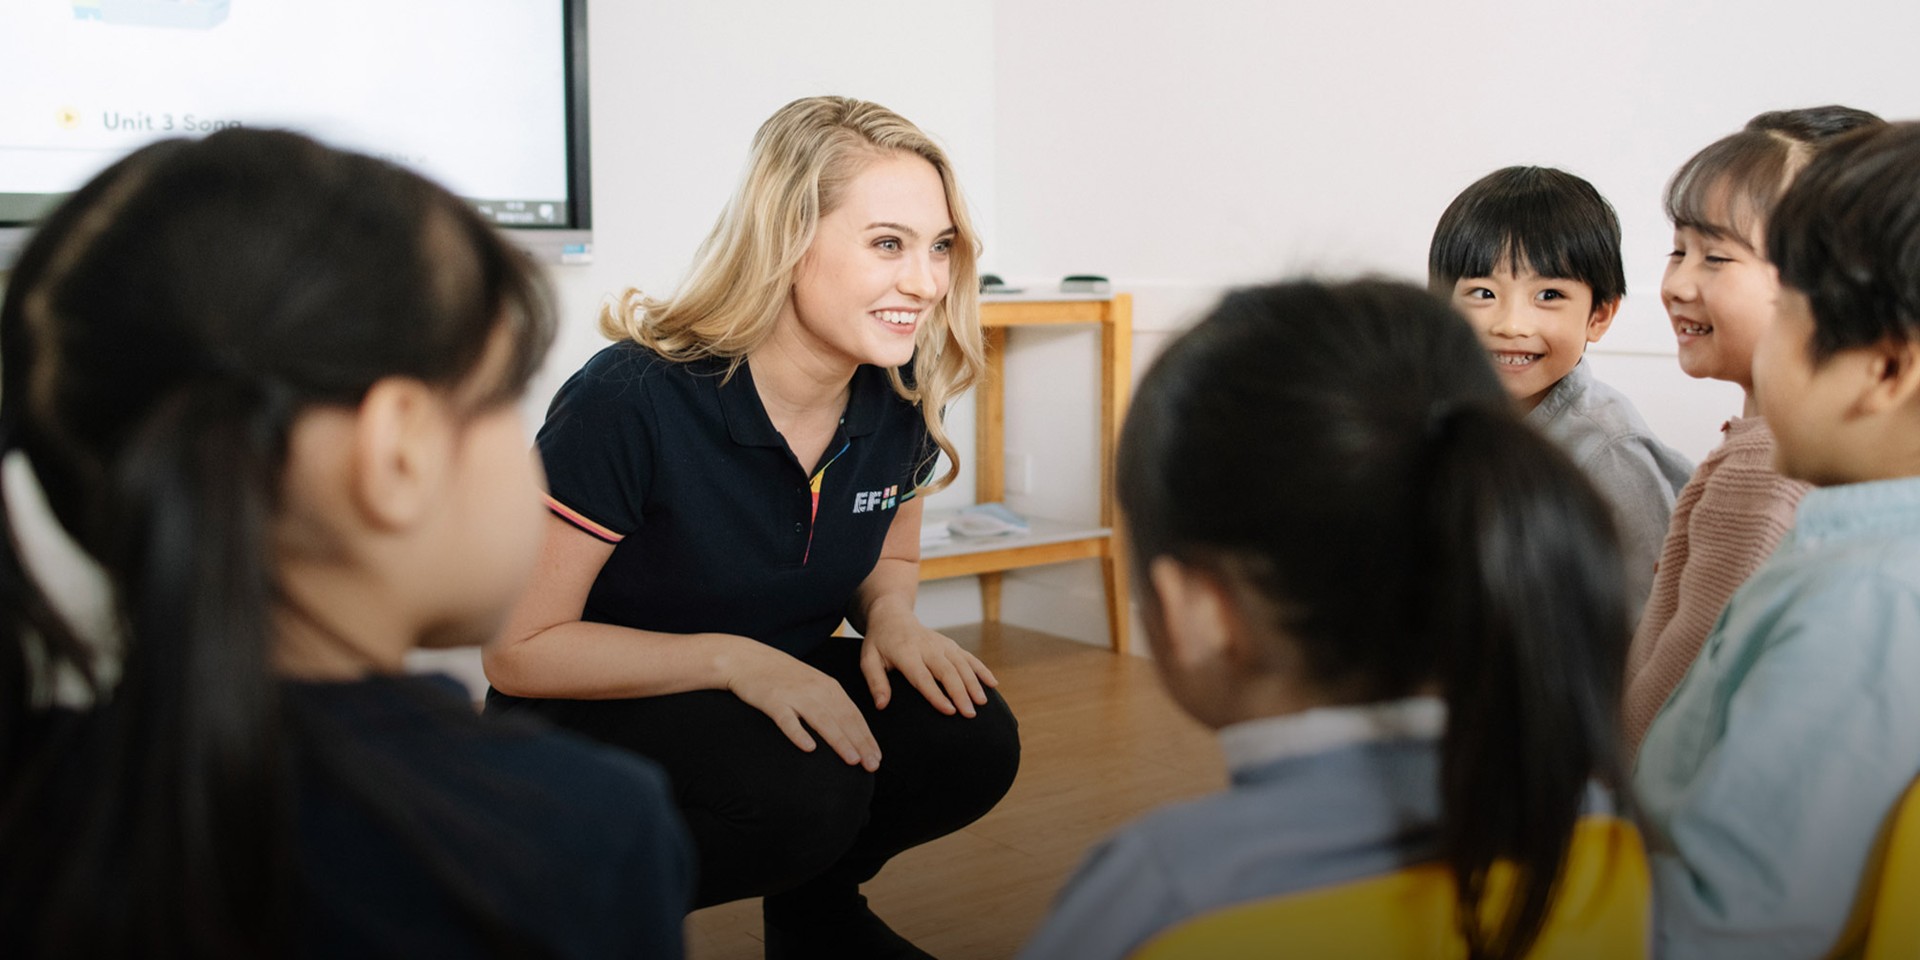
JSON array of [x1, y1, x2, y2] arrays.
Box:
[[965, 690, 1022, 804], [953, 689, 1020, 790], [877, 687, 1022, 805]]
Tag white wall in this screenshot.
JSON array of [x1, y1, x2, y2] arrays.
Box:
[[974, 0, 1920, 648]]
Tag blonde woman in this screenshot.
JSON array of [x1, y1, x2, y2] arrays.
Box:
[[484, 96, 1018, 959]]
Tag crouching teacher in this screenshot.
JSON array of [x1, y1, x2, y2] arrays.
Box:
[[484, 96, 1020, 960]]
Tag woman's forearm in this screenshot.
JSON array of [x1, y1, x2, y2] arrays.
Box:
[[483, 621, 759, 700], [850, 556, 922, 635]]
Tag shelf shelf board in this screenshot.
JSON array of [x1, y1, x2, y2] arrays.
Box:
[[980, 298, 1110, 326], [919, 512, 1113, 580], [980, 290, 1115, 304]]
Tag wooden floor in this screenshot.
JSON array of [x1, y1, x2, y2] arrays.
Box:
[[686, 622, 1227, 960]]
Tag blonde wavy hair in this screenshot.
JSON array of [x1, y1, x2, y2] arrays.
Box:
[[601, 95, 985, 494]]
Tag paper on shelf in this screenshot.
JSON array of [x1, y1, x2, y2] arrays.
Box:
[[948, 501, 1031, 538]]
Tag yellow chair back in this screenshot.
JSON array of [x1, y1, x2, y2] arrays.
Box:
[[1828, 774, 1920, 960], [1128, 816, 1648, 960]]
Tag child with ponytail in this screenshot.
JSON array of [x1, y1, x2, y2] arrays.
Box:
[[1019, 278, 1642, 960], [0, 129, 692, 957], [1624, 105, 1884, 751]]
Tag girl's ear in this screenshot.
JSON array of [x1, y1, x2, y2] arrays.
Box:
[[1147, 557, 1238, 670], [1585, 297, 1622, 343], [349, 377, 453, 531]]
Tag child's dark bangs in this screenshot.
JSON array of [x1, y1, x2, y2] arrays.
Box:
[[1498, 223, 1582, 287], [1430, 173, 1623, 304], [1431, 214, 1515, 286], [1501, 181, 1625, 304], [1494, 217, 1621, 305], [1432, 221, 1579, 287], [1666, 134, 1793, 247]]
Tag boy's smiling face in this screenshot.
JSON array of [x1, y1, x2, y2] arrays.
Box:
[[1449, 267, 1619, 412]]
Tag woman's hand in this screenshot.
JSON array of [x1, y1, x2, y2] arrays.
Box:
[[850, 499, 998, 716], [722, 638, 881, 771], [858, 605, 999, 717]]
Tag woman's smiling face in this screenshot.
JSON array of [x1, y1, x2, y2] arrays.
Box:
[[785, 151, 955, 372]]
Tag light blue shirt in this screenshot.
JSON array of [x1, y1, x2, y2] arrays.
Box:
[[1018, 699, 1448, 960], [1635, 476, 1920, 959], [1526, 360, 1693, 618]]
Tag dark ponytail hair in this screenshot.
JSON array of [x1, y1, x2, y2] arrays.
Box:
[[1117, 279, 1630, 959], [0, 129, 555, 955]]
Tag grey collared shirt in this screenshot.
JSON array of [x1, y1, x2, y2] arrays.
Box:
[[1525, 360, 1693, 619], [1018, 700, 1447, 960]]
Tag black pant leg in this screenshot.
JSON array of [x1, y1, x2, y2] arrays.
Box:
[[483, 637, 1019, 912], [790, 638, 1022, 893], [486, 687, 875, 908]]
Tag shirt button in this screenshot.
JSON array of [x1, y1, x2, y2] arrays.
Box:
[[794, 522, 804, 532]]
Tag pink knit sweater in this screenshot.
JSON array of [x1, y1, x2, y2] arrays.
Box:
[[1623, 417, 1811, 753]]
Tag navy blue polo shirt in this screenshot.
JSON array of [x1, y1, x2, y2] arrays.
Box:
[[535, 341, 934, 658]]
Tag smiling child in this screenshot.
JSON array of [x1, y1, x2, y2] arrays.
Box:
[[1623, 106, 1883, 751], [1430, 167, 1692, 616]]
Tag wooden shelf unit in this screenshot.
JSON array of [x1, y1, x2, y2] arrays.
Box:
[[919, 293, 1133, 654]]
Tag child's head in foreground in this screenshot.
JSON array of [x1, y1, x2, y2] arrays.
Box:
[[1, 127, 556, 683], [1116, 277, 1628, 958], [0, 128, 555, 952], [1661, 106, 1885, 393], [1759, 121, 1920, 486], [1429, 166, 1626, 412]]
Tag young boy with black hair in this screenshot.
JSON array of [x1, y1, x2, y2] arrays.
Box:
[[1430, 167, 1692, 615], [1635, 122, 1920, 959]]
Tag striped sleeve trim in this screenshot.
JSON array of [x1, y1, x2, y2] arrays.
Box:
[[544, 493, 624, 544]]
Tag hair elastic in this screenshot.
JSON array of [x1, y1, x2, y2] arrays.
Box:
[[1, 449, 120, 706]]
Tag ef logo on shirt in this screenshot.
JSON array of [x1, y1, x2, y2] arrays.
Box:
[[853, 486, 900, 514]]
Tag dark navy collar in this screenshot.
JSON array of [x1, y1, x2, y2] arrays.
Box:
[[717, 360, 895, 449]]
